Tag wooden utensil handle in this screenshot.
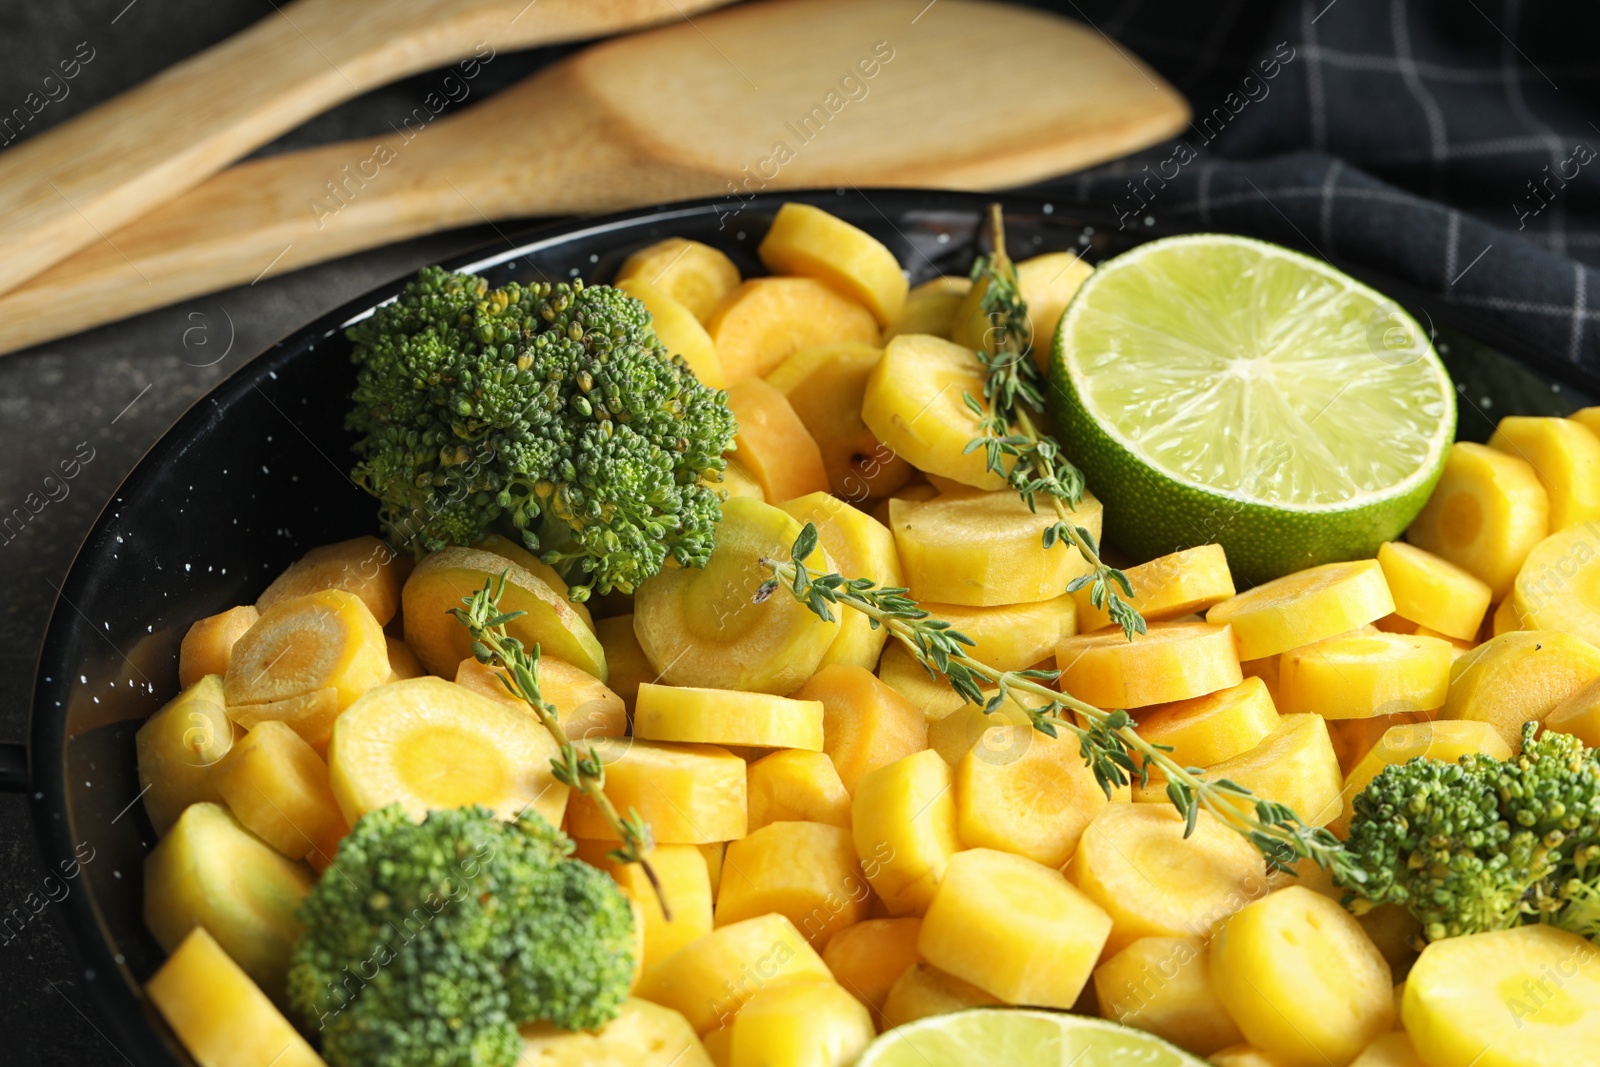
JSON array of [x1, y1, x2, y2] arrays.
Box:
[[0, 0, 722, 300], [0, 67, 723, 357]]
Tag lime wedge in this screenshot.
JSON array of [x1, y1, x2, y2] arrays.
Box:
[[1047, 234, 1455, 585], [857, 1010, 1209, 1067]]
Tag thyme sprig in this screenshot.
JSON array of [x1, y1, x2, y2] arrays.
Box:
[[965, 203, 1145, 640], [452, 573, 670, 917], [758, 526, 1361, 883]]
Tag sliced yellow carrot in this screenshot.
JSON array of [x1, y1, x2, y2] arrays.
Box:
[[925, 694, 1035, 767], [716, 821, 869, 948], [1413, 623, 1475, 653], [384, 636, 424, 681], [1239, 655, 1281, 703], [891, 486, 1102, 607], [616, 276, 727, 389], [224, 589, 390, 711], [1443, 629, 1600, 751], [575, 840, 714, 974], [758, 202, 908, 326], [725, 376, 830, 504], [1407, 441, 1549, 600], [919, 847, 1112, 1009], [880, 963, 1001, 1028], [616, 237, 741, 322], [1211, 887, 1394, 1067], [711, 458, 765, 503], [699, 843, 725, 897], [953, 251, 1094, 373], [862, 333, 1008, 491], [1325, 711, 1434, 777], [852, 750, 960, 917], [213, 720, 342, 860], [453, 655, 626, 739], [793, 663, 928, 796], [137, 675, 233, 834], [1510, 522, 1600, 647], [179, 606, 259, 689], [636, 914, 833, 1035], [565, 738, 747, 844], [954, 724, 1108, 868], [1487, 415, 1600, 530], [822, 917, 923, 1028], [883, 276, 970, 342], [1093, 936, 1244, 1057], [1492, 595, 1524, 635], [256, 534, 404, 625], [634, 683, 824, 751], [1277, 630, 1454, 719], [1545, 675, 1600, 747], [1068, 804, 1265, 957], [402, 548, 604, 680], [922, 595, 1077, 672], [1056, 620, 1242, 708], [1206, 559, 1395, 661], [518, 998, 714, 1066], [742, 753, 846, 837], [226, 687, 341, 757], [1133, 676, 1281, 769], [726, 981, 875, 1067], [766, 342, 913, 503], [596, 614, 654, 711], [707, 277, 879, 382], [1156, 714, 1345, 828], [146, 927, 324, 1067], [868, 478, 939, 527], [143, 803, 312, 1001], [633, 497, 839, 695], [779, 492, 903, 671], [1074, 545, 1235, 633], [1376, 540, 1492, 641], [470, 532, 594, 629], [877, 640, 969, 721], [328, 677, 567, 828]]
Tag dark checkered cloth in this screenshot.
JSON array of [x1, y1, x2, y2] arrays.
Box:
[[1024, 0, 1600, 368]]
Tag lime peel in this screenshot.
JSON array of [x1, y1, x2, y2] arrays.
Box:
[[856, 1008, 1209, 1067], [1047, 234, 1456, 584]]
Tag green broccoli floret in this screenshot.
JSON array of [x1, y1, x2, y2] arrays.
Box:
[[287, 805, 634, 1067], [1343, 722, 1600, 943], [347, 266, 736, 600]]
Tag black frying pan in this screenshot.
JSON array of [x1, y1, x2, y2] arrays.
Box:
[[7, 189, 1597, 1064]]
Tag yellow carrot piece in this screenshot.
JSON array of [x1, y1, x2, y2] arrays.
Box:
[[1276, 630, 1454, 719], [1376, 540, 1492, 641], [1407, 442, 1549, 600], [1206, 559, 1395, 662], [1133, 676, 1281, 769], [1487, 415, 1600, 530], [758, 202, 908, 326], [1055, 620, 1242, 708], [1074, 544, 1235, 633]]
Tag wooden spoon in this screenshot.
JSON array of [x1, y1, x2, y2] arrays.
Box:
[[0, 0, 729, 299], [0, 0, 1188, 356]]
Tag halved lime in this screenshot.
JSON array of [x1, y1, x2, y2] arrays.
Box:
[[857, 1010, 1208, 1067], [1046, 234, 1455, 585]]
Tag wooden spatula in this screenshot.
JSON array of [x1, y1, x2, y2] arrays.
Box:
[[0, 0, 729, 299], [0, 0, 1188, 357]]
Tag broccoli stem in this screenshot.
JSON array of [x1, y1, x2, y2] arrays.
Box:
[[451, 574, 671, 918]]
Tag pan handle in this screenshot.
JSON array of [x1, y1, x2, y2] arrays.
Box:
[[0, 742, 27, 792]]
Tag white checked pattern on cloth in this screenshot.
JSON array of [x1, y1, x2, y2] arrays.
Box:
[[1016, 0, 1600, 366]]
